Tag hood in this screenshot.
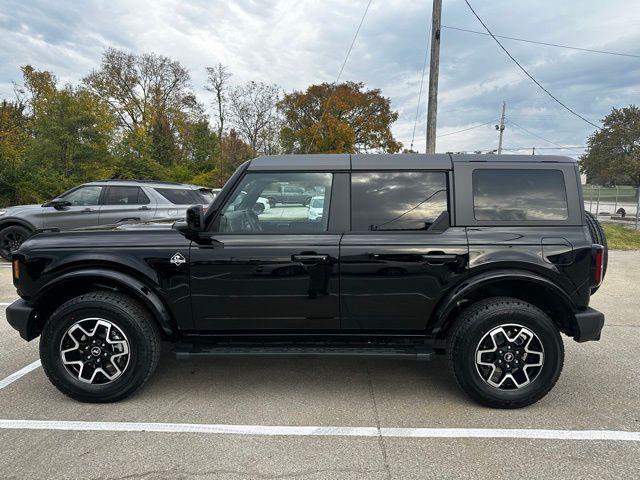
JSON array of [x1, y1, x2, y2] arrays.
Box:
[[0, 204, 43, 216]]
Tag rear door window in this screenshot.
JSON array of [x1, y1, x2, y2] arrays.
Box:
[[351, 172, 448, 231], [104, 186, 150, 205], [473, 169, 568, 221]]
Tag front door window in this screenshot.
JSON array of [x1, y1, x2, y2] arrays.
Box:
[[217, 172, 333, 233]]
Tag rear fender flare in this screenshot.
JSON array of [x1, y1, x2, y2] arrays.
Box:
[[429, 269, 578, 337]]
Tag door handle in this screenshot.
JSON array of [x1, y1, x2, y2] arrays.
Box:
[[81, 208, 93, 213], [292, 254, 330, 264], [420, 253, 459, 264], [138, 206, 150, 210]]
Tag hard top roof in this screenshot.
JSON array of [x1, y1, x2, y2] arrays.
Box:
[[247, 153, 576, 171]]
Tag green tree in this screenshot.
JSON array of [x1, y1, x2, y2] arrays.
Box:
[[278, 82, 402, 154], [580, 105, 640, 186]]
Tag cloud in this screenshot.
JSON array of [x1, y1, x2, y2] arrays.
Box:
[[1, 0, 639, 155]]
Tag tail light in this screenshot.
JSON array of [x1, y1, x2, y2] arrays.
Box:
[[12, 258, 20, 285], [591, 245, 604, 287]]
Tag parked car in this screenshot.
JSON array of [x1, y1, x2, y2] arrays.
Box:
[[307, 195, 325, 221], [0, 180, 214, 260], [7, 154, 607, 408], [262, 184, 312, 207]]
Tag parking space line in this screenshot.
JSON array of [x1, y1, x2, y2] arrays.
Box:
[[0, 360, 41, 390], [0, 302, 13, 306], [0, 419, 638, 442]]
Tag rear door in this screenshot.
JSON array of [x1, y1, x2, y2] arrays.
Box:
[[98, 186, 156, 225], [340, 169, 468, 331]]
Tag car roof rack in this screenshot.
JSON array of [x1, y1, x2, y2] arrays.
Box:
[[92, 179, 186, 186]]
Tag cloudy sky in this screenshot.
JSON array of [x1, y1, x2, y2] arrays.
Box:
[[1, 0, 639, 155]]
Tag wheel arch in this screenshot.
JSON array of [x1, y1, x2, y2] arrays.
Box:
[[0, 217, 36, 232], [31, 268, 177, 340], [429, 269, 579, 341]]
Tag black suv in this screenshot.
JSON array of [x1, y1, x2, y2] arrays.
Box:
[[7, 154, 607, 408]]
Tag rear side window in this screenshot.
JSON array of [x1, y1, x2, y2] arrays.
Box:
[[155, 188, 206, 205], [104, 186, 150, 205], [473, 169, 568, 221], [351, 172, 448, 231]]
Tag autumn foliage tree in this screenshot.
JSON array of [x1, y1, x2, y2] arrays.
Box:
[[580, 105, 640, 186], [278, 82, 402, 154]]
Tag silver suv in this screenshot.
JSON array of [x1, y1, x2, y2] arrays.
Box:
[[0, 180, 214, 260]]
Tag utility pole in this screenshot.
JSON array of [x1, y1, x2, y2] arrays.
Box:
[[496, 101, 506, 154], [425, 0, 442, 154]]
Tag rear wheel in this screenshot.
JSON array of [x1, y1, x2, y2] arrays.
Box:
[[448, 297, 564, 408], [39, 292, 161, 403], [0, 225, 30, 260]]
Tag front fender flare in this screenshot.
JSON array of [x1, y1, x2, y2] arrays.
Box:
[[0, 217, 36, 232], [34, 268, 176, 337], [429, 269, 578, 337]]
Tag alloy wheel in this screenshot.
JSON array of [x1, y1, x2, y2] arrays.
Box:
[[59, 318, 130, 384], [475, 323, 544, 390]]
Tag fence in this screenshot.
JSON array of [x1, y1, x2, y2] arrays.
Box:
[[583, 185, 640, 228]]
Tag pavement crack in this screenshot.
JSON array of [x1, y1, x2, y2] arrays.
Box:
[[366, 362, 393, 480]]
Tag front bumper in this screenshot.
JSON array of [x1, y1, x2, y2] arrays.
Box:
[[573, 307, 605, 342], [6, 298, 38, 341]]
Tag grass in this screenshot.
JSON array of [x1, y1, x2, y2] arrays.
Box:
[[602, 223, 640, 250]]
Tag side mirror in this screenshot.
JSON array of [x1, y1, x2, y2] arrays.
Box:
[[43, 199, 72, 210], [185, 204, 205, 232]]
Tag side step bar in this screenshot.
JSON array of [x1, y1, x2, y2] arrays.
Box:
[[174, 343, 435, 361]]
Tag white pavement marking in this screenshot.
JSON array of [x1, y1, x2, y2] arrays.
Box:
[[0, 360, 41, 390], [0, 302, 13, 306], [0, 419, 638, 442]]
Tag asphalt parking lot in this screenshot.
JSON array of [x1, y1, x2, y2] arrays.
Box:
[[0, 253, 639, 479]]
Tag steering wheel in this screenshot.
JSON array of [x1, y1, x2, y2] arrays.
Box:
[[245, 209, 263, 232]]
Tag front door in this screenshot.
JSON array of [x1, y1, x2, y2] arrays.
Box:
[[190, 171, 340, 331], [43, 185, 103, 230], [340, 170, 468, 331]]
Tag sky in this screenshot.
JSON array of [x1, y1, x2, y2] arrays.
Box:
[[1, 0, 639, 156]]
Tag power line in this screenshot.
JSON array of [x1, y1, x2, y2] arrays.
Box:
[[442, 25, 640, 59], [436, 119, 497, 138], [506, 118, 584, 153], [463, 0, 601, 130], [410, 20, 432, 151], [307, 0, 373, 153]]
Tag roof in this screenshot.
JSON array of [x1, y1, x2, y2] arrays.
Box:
[[247, 153, 576, 171]]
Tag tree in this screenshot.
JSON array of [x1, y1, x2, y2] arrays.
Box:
[[580, 105, 640, 186], [229, 81, 281, 154], [278, 81, 402, 154], [205, 63, 231, 141]]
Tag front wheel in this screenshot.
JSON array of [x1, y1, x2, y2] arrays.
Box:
[[0, 225, 31, 260], [39, 292, 161, 403], [448, 297, 564, 408]]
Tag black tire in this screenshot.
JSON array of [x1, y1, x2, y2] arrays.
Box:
[[448, 297, 564, 409], [39, 291, 161, 403], [252, 202, 265, 215], [0, 225, 31, 261], [584, 210, 608, 291]]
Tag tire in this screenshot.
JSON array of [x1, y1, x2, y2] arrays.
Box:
[[39, 291, 161, 403], [302, 197, 312, 207], [0, 225, 31, 261], [252, 202, 265, 215], [267, 197, 277, 208], [448, 297, 564, 409], [584, 210, 608, 291]]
